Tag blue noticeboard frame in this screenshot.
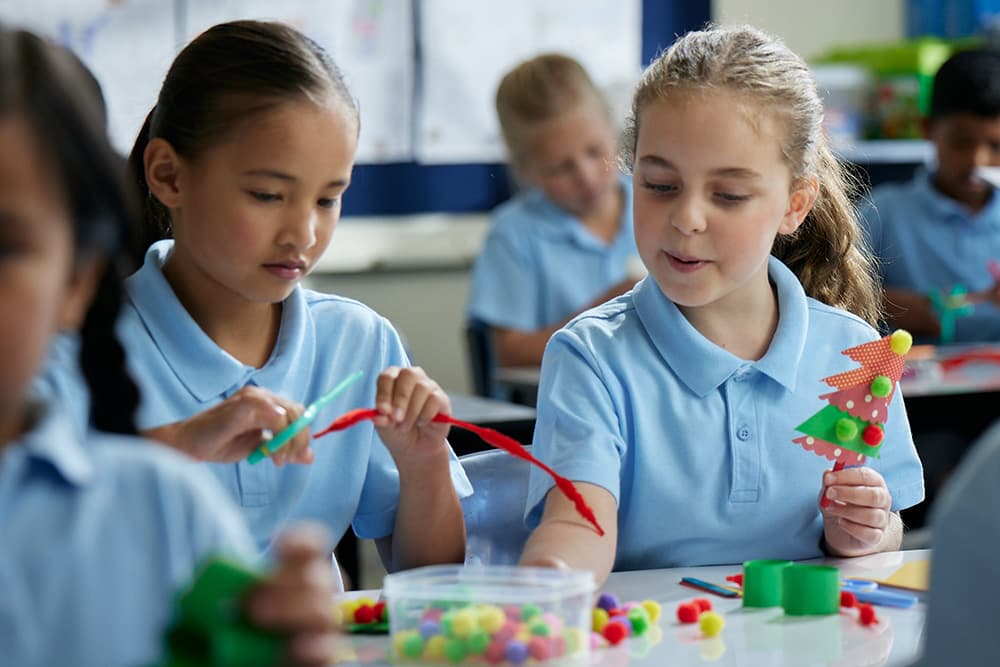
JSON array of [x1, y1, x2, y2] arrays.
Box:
[[342, 1, 711, 217]]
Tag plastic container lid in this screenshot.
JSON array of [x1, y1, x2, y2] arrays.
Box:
[[383, 565, 595, 605]]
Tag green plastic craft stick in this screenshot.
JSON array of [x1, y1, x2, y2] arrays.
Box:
[[247, 370, 364, 464]]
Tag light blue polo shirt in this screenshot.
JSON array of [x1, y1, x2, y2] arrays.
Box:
[[860, 169, 1000, 341], [117, 241, 471, 556], [467, 174, 639, 331], [525, 257, 925, 569], [0, 404, 255, 667]]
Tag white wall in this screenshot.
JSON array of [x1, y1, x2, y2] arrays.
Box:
[[712, 0, 905, 60]]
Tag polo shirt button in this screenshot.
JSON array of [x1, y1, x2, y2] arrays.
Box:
[[737, 426, 751, 441]]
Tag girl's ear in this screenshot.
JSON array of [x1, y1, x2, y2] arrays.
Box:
[[58, 257, 105, 332], [779, 175, 819, 235], [144, 138, 183, 209]]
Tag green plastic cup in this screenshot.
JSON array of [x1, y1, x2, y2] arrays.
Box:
[[782, 564, 840, 616], [742, 560, 791, 608]]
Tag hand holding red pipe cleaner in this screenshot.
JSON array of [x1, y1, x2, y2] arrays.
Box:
[[314, 408, 605, 536]]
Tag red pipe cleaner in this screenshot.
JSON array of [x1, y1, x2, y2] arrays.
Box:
[[313, 407, 605, 536]]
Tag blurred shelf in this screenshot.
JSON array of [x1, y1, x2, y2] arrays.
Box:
[[836, 139, 933, 164]]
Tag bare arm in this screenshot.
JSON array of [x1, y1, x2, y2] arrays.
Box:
[[519, 482, 619, 587], [375, 450, 466, 572], [372, 367, 466, 572], [493, 278, 637, 367], [882, 287, 941, 339]]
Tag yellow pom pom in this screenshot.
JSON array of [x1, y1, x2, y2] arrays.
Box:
[[890, 329, 912, 355], [699, 611, 725, 638], [339, 599, 361, 619], [424, 635, 446, 659], [592, 607, 609, 632], [450, 608, 478, 638], [641, 599, 662, 623], [477, 605, 506, 633]]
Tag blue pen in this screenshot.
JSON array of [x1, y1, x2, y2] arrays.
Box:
[[680, 577, 741, 598], [841, 579, 918, 608]]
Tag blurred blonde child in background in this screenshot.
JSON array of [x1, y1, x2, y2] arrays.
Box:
[[520, 26, 924, 584], [467, 54, 641, 375]]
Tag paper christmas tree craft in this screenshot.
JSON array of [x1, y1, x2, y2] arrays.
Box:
[[793, 330, 912, 484]]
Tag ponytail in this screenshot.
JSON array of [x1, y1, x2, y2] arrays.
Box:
[[79, 261, 140, 435], [126, 108, 171, 267], [772, 137, 882, 327]]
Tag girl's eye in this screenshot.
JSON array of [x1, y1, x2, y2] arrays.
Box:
[[643, 181, 677, 194], [317, 197, 340, 209], [715, 192, 750, 203], [248, 191, 282, 203]]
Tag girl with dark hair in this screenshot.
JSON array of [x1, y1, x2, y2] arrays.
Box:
[[53, 20, 469, 578], [0, 25, 339, 667]]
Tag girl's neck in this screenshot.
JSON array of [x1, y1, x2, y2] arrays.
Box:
[[163, 255, 282, 369], [679, 279, 780, 361], [581, 182, 623, 244]]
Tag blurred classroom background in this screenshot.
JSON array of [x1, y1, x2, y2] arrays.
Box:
[[3, 0, 984, 394], [5, 0, 1000, 586]]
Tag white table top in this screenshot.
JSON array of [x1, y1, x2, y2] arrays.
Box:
[[334, 549, 928, 666]]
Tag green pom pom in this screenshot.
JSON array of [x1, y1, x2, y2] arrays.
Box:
[[521, 603, 541, 621], [444, 637, 467, 663], [870, 375, 892, 398], [466, 630, 490, 654], [835, 417, 858, 443], [628, 607, 650, 635], [402, 633, 424, 658]]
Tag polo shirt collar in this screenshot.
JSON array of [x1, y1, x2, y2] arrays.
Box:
[[16, 404, 94, 486], [632, 256, 806, 397], [125, 240, 310, 402], [531, 173, 634, 249], [915, 168, 1000, 227]]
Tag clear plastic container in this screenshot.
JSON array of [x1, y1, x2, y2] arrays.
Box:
[[383, 565, 595, 664]]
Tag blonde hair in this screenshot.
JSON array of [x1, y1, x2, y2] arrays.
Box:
[[496, 53, 610, 175], [622, 25, 881, 326]]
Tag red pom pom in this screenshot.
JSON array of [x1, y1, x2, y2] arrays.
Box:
[[353, 604, 376, 624], [693, 598, 712, 612], [676, 602, 700, 624], [603, 620, 629, 645], [840, 591, 856, 608], [606, 607, 622, 617], [858, 603, 878, 626], [725, 573, 744, 586], [373, 601, 387, 622], [862, 424, 884, 446]]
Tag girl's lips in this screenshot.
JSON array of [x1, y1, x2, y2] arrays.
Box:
[[665, 251, 708, 273], [263, 262, 306, 280]]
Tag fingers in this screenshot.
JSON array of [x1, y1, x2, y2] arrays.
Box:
[[247, 526, 337, 659], [271, 396, 312, 466], [375, 366, 451, 430], [828, 516, 885, 546], [822, 467, 892, 509]]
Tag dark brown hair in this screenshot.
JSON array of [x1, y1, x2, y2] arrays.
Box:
[[128, 20, 359, 264]]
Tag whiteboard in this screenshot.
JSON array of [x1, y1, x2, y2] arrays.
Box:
[[0, 0, 178, 156], [415, 0, 642, 164], [183, 0, 414, 163], [0, 0, 415, 164]]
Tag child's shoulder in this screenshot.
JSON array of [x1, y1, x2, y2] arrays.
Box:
[[562, 291, 636, 337], [805, 297, 881, 345], [301, 288, 394, 329], [490, 188, 559, 231], [86, 430, 219, 492]]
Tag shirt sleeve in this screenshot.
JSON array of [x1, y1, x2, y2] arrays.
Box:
[[467, 221, 543, 332], [525, 328, 625, 527]]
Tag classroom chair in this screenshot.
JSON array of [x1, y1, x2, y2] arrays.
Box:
[[464, 318, 493, 397], [459, 447, 534, 565]]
